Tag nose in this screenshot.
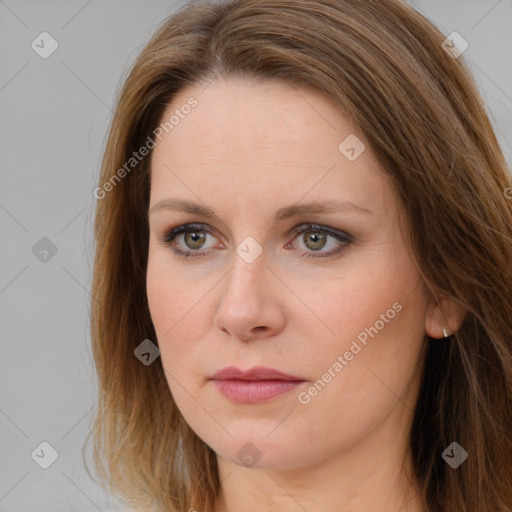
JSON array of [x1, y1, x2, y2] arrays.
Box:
[[213, 251, 287, 342]]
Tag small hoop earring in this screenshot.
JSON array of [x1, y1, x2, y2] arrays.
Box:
[[443, 327, 449, 338]]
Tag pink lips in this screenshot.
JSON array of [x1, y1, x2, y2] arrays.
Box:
[[210, 366, 306, 404]]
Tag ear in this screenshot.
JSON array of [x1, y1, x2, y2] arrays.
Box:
[[425, 294, 466, 339]]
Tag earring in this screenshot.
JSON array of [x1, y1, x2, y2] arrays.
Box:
[[443, 327, 449, 338]]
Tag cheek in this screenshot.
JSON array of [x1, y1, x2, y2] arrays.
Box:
[[146, 251, 186, 356], [147, 244, 196, 330], [300, 250, 420, 347], [287, 280, 426, 452], [146, 260, 176, 337], [296, 245, 427, 392], [146, 250, 213, 374], [146, 259, 202, 412]]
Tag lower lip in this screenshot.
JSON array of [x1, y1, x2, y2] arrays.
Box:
[[212, 379, 305, 403]]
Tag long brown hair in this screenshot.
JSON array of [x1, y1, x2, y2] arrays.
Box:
[[85, 1, 512, 511]]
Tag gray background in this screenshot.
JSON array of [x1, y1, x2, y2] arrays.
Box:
[[0, 1, 511, 511]]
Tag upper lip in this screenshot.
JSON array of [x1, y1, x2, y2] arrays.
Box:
[[210, 366, 304, 381]]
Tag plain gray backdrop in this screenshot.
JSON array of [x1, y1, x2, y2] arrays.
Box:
[[1, 1, 511, 511]]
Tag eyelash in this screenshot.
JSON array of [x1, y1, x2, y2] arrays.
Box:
[[158, 223, 353, 260]]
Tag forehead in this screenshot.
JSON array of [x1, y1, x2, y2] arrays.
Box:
[[150, 77, 395, 218], [156, 77, 351, 159]]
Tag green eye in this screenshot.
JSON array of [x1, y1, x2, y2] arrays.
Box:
[[159, 223, 353, 259]]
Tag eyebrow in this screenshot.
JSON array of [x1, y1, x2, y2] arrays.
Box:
[[149, 198, 374, 223]]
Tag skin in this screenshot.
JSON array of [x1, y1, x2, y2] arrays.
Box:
[[146, 77, 465, 512]]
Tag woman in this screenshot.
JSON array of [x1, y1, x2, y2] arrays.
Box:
[[85, 1, 512, 511]]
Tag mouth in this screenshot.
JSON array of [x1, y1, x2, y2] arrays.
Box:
[[209, 366, 306, 404]]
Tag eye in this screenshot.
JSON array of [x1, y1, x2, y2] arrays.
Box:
[[286, 224, 353, 258], [158, 223, 353, 259], [158, 223, 221, 257]]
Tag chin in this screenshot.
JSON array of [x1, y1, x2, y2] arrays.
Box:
[[203, 428, 317, 471]]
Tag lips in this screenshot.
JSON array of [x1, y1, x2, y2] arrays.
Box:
[[209, 366, 306, 404], [210, 366, 303, 381]]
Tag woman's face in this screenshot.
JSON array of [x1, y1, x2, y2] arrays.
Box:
[[147, 77, 433, 471]]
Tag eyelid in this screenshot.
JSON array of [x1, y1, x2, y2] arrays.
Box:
[[288, 223, 353, 243]]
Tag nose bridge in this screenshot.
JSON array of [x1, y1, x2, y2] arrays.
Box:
[[223, 244, 268, 301]]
